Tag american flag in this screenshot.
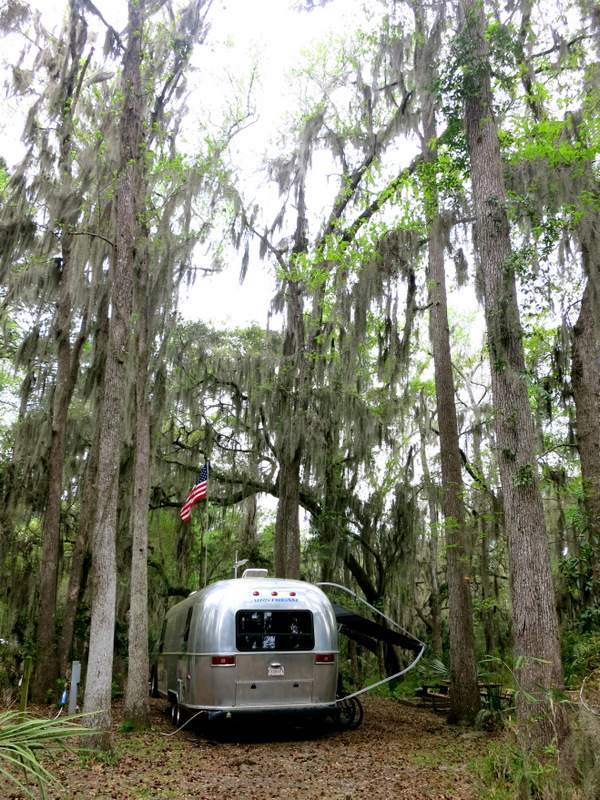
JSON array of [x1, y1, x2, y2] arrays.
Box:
[[179, 463, 208, 521]]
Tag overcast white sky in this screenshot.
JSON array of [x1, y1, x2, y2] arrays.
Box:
[[1, 0, 484, 335], [180, 0, 364, 329], [0, 0, 364, 329]]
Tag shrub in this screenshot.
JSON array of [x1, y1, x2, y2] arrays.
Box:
[[0, 710, 94, 799], [475, 732, 573, 800]]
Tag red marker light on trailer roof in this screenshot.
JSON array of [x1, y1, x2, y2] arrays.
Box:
[[253, 591, 259, 596], [289, 592, 296, 596], [271, 591, 278, 596]]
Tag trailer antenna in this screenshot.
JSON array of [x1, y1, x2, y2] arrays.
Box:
[[233, 551, 249, 578]]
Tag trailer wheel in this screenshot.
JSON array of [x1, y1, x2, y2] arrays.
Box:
[[348, 696, 363, 729], [170, 698, 181, 727], [336, 695, 363, 730], [336, 696, 356, 728]]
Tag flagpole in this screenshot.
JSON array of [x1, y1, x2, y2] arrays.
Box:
[[203, 460, 210, 587], [199, 522, 205, 590]]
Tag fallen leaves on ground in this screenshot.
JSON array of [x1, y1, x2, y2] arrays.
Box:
[[3, 696, 494, 799]]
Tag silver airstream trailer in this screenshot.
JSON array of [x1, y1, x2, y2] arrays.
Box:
[[150, 569, 426, 728], [150, 570, 340, 722]]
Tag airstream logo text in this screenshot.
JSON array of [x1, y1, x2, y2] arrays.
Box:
[[248, 596, 301, 604]]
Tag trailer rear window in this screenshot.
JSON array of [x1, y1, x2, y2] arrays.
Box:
[[236, 610, 314, 651]]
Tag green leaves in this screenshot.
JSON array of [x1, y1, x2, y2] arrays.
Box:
[[513, 463, 534, 488], [0, 711, 95, 799]]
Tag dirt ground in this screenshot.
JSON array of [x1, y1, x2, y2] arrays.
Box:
[[5, 695, 493, 800]]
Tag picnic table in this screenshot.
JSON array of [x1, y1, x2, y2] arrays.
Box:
[[418, 681, 512, 714], [418, 683, 451, 713]]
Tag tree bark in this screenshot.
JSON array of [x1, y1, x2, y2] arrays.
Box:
[[274, 269, 306, 580], [83, 0, 144, 749], [571, 278, 600, 608], [124, 237, 151, 729], [274, 455, 302, 579], [459, 0, 568, 750]]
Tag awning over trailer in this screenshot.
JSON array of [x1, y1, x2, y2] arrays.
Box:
[[332, 603, 423, 653]]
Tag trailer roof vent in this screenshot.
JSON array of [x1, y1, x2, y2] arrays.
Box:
[[242, 568, 269, 579]]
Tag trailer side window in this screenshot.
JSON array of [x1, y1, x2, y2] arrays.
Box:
[[236, 610, 314, 651], [181, 607, 194, 653]]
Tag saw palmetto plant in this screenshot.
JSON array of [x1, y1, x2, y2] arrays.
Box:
[[0, 710, 93, 799]]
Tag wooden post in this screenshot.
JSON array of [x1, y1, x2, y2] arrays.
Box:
[[19, 656, 33, 718]]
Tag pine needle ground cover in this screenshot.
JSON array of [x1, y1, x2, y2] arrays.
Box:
[[1, 696, 486, 800]]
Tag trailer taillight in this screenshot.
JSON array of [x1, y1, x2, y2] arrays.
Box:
[[212, 655, 236, 666], [315, 653, 335, 664]]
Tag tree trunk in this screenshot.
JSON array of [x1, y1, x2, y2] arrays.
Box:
[[57, 298, 108, 677], [124, 235, 151, 729], [274, 456, 302, 579], [571, 278, 600, 608], [417, 20, 480, 723], [418, 403, 443, 659], [318, 427, 344, 583], [124, 362, 151, 727], [32, 0, 89, 702], [274, 273, 306, 580], [83, 0, 144, 749], [427, 181, 480, 725], [239, 492, 258, 551], [459, 0, 568, 750]]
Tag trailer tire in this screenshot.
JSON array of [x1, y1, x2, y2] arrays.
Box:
[[335, 695, 363, 730], [170, 698, 181, 727], [348, 696, 363, 730]]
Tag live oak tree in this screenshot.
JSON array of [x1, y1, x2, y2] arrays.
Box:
[[80, 0, 217, 740], [0, 0, 218, 734], [248, 17, 421, 579]]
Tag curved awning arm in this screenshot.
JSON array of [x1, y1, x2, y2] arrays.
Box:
[[316, 581, 427, 702], [339, 644, 426, 701]]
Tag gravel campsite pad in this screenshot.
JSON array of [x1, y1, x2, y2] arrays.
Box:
[[4, 696, 490, 799]]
